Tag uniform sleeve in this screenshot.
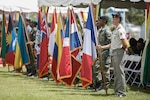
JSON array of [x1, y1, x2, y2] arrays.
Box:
[[118, 29, 126, 39], [105, 29, 111, 44]]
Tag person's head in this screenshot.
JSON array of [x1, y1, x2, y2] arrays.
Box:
[[82, 21, 86, 28], [97, 16, 108, 28], [30, 21, 37, 28], [112, 12, 122, 25], [137, 38, 145, 50], [25, 18, 30, 26], [129, 38, 137, 47]]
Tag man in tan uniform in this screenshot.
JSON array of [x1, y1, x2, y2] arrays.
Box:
[[98, 12, 127, 97]]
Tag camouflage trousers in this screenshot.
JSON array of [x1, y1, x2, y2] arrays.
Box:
[[92, 52, 110, 86]]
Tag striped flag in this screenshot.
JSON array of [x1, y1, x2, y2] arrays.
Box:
[[14, 14, 30, 69], [81, 5, 98, 87], [38, 11, 49, 78], [58, 9, 72, 81], [48, 8, 57, 56], [50, 12, 63, 83], [61, 9, 82, 86], [141, 3, 150, 85], [5, 13, 16, 65]]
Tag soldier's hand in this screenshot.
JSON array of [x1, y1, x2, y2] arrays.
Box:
[[96, 45, 102, 50]]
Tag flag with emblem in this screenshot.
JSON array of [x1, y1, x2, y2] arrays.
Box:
[[38, 11, 49, 78], [5, 13, 16, 65]]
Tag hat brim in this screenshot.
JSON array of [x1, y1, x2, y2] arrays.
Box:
[[112, 14, 121, 18]]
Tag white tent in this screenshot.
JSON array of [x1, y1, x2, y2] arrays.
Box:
[[38, 0, 101, 7], [0, 0, 38, 12]]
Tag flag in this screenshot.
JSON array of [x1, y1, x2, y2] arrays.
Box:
[[61, 9, 82, 86], [48, 8, 57, 56], [38, 11, 49, 78], [49, 9, 62, 83], [35, 8, 42, 71], [5, 13, 16, 65], [77, 11, 84, 29], [141, 3, 150, 85], [81, 5, 98, 87], [58, 9, 72, 81], [14, 15, 30, 69], [1, 11, 7, 60]]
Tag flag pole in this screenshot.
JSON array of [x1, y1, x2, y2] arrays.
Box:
[[98, 49, 108, 95]]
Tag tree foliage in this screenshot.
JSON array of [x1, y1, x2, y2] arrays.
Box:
[[126, 7, 145, 25]]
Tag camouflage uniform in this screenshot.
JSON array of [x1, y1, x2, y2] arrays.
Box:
[[92, 25, 111, 88]]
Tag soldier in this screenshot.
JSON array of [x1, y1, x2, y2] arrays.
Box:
[[93, 16, 111, 91]]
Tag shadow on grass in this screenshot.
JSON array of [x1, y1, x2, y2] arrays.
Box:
[[128, 85, 150, 94]]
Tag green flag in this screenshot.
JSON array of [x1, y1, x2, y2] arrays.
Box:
[[1, 11, 6, 59]]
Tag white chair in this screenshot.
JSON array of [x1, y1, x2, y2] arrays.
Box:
[[121, 53, 142, 86]]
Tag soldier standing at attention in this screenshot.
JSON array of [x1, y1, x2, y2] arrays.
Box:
[[93, 16, 111, 91], [99, 12, 127, 97]]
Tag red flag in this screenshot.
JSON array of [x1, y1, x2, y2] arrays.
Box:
[[58, 10, 72, 81], [61, 9, 82, 86], [38, 11, 49, 78]]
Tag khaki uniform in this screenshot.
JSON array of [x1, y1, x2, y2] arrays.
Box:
[[92, 25, 111, 87], [111, 24, 126, 95]]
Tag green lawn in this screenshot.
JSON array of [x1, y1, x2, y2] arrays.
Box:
[[0, 66, 150, 100]]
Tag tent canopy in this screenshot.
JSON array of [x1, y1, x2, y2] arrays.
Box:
[[38, 0, 148, 9]]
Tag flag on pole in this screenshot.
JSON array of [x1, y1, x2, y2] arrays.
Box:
[[5, 13, 16, 66], [77, 11, 85, 29], [38, 11, 49, 78], [14, 15, 30, 69], [1, 11, 7, 60], [49, 9, 62, 83], [35, 8, 42, 71], [61, 9, 82, 86], [141, 3, 150, 85], [48, 8, 57, 56], [81, 5, 98, 87], [58, 9, 72, 81]]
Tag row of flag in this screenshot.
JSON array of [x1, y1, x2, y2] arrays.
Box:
[[0, 5, 98, 87], [48, 5, 98, 87]]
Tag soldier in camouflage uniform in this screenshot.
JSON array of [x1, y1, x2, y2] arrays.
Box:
[[92, 16, 111, 91]]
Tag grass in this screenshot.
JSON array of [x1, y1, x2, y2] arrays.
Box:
[[0, 66, 150, 100]]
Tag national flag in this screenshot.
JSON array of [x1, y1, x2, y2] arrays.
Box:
[[141, 3, 150, 85], [60, 9, 82, 86], [48, 8, 57, 56], [38, 11, 49, 78], [50, 12, 63, 83], [58, 9, 72, 81], [14, 15, 30, 69], [35, 8, 42, 71], [81, 5, 98, 87], [1, 11, 7, 60], [5, 13, 16, 65], [77, 11, 85, 29]]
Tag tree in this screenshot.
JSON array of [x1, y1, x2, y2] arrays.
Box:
[[126, 7, 145, 25]]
